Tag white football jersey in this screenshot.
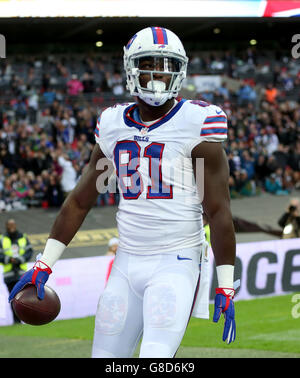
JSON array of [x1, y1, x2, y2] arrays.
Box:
[[95, 99, 227, 254]]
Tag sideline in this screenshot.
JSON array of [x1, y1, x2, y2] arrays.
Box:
[[28, 228, 118, 250]]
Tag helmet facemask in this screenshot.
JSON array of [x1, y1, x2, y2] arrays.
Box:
[[124, 49, 188, 107]]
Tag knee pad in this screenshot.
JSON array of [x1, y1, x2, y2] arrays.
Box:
[[145, 282, 177, 328], [95, 278, 128, 335]]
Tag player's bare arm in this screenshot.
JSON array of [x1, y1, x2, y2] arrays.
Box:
[[192, 141, 236, 267], [192, 141, 237, 344], [41, 144, 113, 268], [8, 144, 114, 302], [49, 144, 113, 246]]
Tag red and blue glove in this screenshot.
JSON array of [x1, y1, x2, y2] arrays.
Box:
[[213, 288, 236, 344], [8, 260, 52, 301]]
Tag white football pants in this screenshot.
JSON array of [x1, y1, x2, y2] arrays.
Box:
[[92, 247, 200, 358]]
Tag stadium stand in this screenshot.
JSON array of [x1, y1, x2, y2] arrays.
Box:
[[1, 44, 300, 212]]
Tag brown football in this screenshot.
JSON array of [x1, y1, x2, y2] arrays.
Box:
[[12, 284, 61, 325]]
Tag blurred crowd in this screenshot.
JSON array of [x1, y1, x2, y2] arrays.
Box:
[[0, 48, 300, 212]]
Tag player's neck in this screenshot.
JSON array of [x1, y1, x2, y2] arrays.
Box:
[[137, 98, 176, 122]]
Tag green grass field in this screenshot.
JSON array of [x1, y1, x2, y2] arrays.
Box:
[[0, 294, 299, 358]]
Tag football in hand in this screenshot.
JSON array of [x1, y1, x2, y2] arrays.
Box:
[[12, 284, 61, 325]]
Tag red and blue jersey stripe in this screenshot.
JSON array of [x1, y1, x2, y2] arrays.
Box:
[[201, 114, 227, 137], [94, 116, 101, 138], [203, 115, 227, 124], [151, 27, 168, 45]]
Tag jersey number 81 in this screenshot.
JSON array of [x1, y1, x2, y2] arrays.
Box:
[[114, 140, 173, 200]]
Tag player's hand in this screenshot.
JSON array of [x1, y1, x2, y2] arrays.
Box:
[[213, 288, 236, 344], [8, 260, 52, 302]]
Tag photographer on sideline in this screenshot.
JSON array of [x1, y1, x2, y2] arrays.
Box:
[[278, 198, 300, 239], [0, 219, 34, 323]]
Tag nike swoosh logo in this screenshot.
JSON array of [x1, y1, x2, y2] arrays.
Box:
[[177, 255, 192, 261], [216, 109, 222, 114]]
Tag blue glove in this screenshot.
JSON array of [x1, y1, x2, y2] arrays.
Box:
[[213, 288, 236, 344], [8, 260, 52, 301]]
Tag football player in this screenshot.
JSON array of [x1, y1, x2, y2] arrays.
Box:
[[9, 27, 236, 357]]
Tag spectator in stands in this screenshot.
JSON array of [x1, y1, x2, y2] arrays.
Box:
[[262, 126, 279, 156], [273, 143, 289, 170], [38, 107, 54, 134], [254, 154, 269, 187], [42, 89, 56, 105], [67, 74, 84, 96], [240, 150, 255, 180], [46, 173, 64, 207], [281, 71, 294, 92], [282, 166, 295, 193], [265, 155, 278, 175], [1, 49, 300, 208], [238, 169, 256, 196], [265, 172, 289, 196], [106, 71, 125, 96], [27, 86, 39, 124], [264, 83, 278, 104], [82, 72, 95, 93], [278, 198, 300, 239], [54, 150, 78, 196], [201, 90, 214, 103], [227, 150, 237, 178], [216, 82, 230, 101], [230, 169, 252, 197], [42, 73, 51, 91], [60, 110, 77, 144], [25, 188, 43, 208], [236, 83, 257, 106]]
